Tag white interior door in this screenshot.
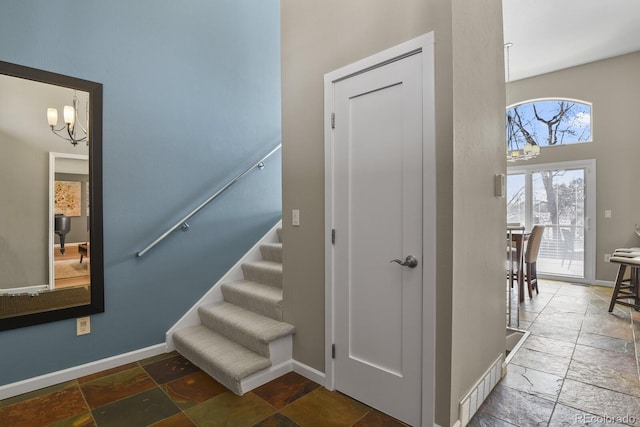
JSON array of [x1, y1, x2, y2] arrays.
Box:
[[331, 52, 423, 426]]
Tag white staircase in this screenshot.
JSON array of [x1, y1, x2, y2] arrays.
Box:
[[169, 223, 294, 395]]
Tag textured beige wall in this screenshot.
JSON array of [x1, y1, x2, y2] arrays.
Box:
[[281, 0, 432, 373], [281, 2, 505, 425], [506, 52, 640, 283], [0, 141, 48, 288], [449, 0, 507, 423]]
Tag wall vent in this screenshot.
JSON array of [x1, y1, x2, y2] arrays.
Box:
[[458, 353, 504, 426]]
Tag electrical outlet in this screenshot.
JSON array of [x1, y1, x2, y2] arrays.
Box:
[[604, 210, 612, 219], [77, 316, 90, 335], [604, 253, 611, 263], [292, 209, 300, 226]]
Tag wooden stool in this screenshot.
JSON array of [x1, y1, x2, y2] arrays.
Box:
[[608, 249, 640, 312]]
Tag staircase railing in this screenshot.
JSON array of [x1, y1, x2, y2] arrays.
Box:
[[136, 144, 281, 257]]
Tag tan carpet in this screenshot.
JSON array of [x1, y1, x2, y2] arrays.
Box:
[[55, 259, 89, 279]]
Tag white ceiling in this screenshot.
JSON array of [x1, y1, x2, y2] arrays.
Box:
[[502, 0, 640, 81]]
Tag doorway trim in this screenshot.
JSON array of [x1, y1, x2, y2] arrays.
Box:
[[323, 32, 436, 425], [49, 152, 89, 290]]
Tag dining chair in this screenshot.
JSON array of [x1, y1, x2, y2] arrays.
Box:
[[524, 225, 545, 298], [560, 228, 574, 268], [507, 234, 525, 289]]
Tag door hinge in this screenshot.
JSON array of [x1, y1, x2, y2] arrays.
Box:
[[331, 112, 335, 129], [332, 344, 336, 359], [331, 229, 335, 244]]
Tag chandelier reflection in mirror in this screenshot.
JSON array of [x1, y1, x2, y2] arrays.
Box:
[[505, 42, 540, 162], [47, 92, 89, 146]]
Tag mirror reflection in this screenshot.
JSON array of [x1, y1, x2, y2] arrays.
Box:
[[51, 153, 91, 301], [0, 61, 103, 328]]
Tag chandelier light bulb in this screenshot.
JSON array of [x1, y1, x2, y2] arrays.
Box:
[[47, 108, 58, 127], [63, 105, 75, 126], [46, 92, 89, 146]]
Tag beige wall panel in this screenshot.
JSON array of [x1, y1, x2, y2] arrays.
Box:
[[281, 0, 431, 374], [450, 0, 507, 424], [282, 1, 505, 425]]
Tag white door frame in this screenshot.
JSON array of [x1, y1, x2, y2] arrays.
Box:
[[507, 159, 596, 284], [323, 33, 436, 426]]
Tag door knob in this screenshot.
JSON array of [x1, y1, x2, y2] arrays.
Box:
[[390, 255, 418, 268]]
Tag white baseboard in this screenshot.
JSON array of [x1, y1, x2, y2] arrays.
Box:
[[292, 359, 327, 387], [237, 357, 327, 395], [240, 360, 293, 394], [458, 353, 504, 427], [593, 279, 614, 287], [0, 343, 167, 400], [0, 341, 325, 404]]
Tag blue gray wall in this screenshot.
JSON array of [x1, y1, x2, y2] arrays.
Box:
[[0, 0, 281, 385]]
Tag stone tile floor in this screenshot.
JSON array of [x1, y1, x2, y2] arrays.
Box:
[[1, 280, 638, 426], [471, 280, 640, 427], [0, 353, 407, 426]]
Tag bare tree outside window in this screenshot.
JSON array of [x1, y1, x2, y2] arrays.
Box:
[[506, 99, 591, 242], [506, 99, 592, 153]]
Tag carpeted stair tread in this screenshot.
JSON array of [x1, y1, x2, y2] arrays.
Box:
[[259, 243, 282, 263], [241, 261, 282, 288], [173, 324, 271, 395], [198, 302, 295, 357], [221, 280, 283, 320]]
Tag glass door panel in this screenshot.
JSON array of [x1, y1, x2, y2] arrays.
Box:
[[531, 169, 585, 278], [507, 173, 526, 226], [507, 160, 594, 282]]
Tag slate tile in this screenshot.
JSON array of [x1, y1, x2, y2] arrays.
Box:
[[252, 371, 320, 409], [558, 379, 640, 426], [92, 388, 181, 427], [477, 383, 554, 426], [280, 388, 370, 427]]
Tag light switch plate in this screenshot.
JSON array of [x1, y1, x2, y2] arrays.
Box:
[[292, 209, 300, 226], [494, 174, 505, 198]]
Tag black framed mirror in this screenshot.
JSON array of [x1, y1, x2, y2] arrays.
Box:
[[0, 61, 103, 330]]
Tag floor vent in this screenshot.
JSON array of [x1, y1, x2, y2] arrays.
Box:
[[458, 353, 504, 426]]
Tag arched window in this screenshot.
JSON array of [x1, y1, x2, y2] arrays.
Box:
[[506, 98, 592, 154]]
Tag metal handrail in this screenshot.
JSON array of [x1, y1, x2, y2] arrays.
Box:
[[136, 144, 281, 257]]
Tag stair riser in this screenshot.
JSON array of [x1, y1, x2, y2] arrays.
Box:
[[239, 336, 293, 394], [241, 264, 282, 288], [221, 283, 283, 321], [176, 343, 244, 394], [172, 326, 272, 396], [199, 309, 271, 358], [260, 245, 282, 263]]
